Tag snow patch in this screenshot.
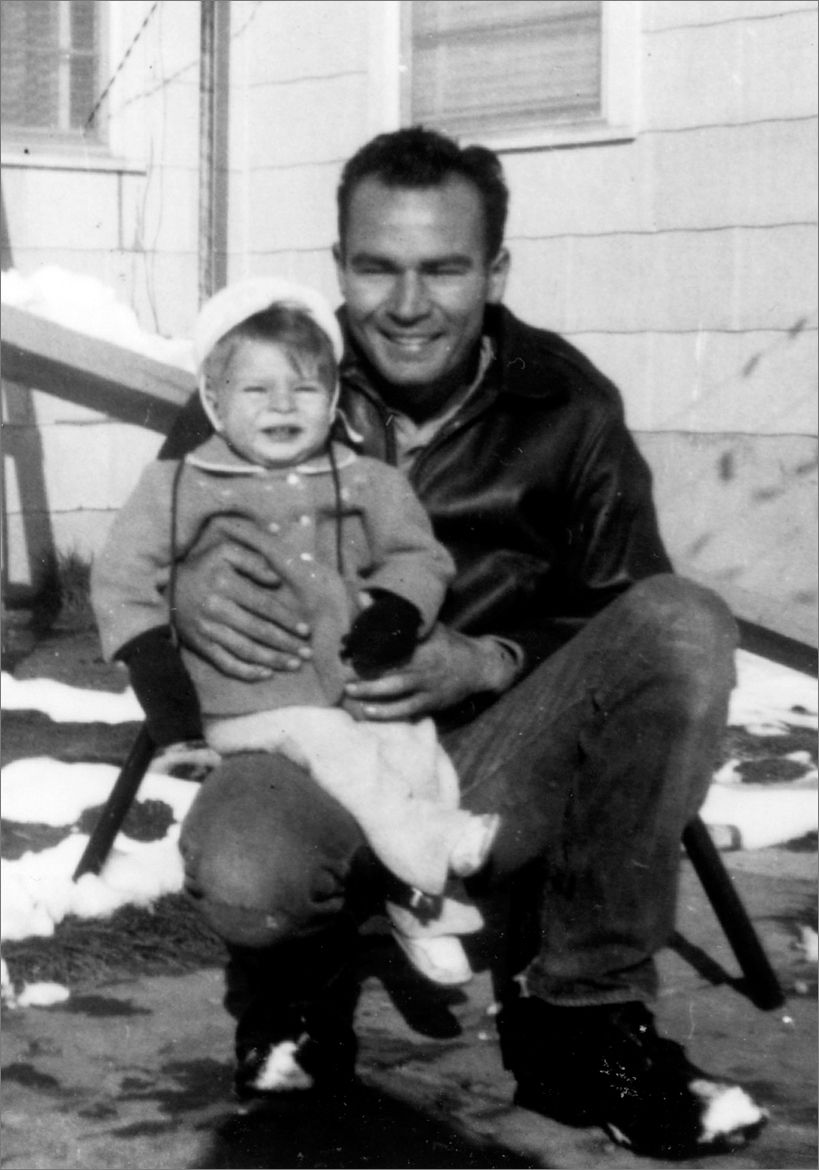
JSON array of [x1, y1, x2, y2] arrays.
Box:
[[1, 828, 186, 942], [690, 1078, 767, 1144], [797, 926, 818, 963], [1, 266, 195, 371], [729, 651, 817, 732], [699, 783, 818, 850], [17, 981, 71, 1008], [1, 757, 197, 825], [251, 1038, 314, 1092], [2, 673, 144, 724]]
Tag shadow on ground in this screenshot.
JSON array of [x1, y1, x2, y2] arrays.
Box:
[[197, 1082, 537, 1169]]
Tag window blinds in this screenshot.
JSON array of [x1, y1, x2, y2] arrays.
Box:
[[411, 0, 603, 137]]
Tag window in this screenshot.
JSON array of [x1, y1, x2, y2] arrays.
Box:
[[404, 0, 640, 150], [1, 0, 102, 146]]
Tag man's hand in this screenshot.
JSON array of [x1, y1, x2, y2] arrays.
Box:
[[343, 624, 519, 720], [172, 516, 313, 680]]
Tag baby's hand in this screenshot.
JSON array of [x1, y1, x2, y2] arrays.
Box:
[[340, 590, 421, 677]]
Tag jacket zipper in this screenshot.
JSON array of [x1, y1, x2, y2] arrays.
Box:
[[408, 392, 497, 489], [348, 374, 497, 481]]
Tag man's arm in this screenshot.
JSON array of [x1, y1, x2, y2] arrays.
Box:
[[170, 516, 316, 680], [343, 404, 668, 720], [356, 457, 455, 631], [456, 404, 672, 675]]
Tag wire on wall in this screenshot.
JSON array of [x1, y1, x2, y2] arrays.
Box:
[[83, 0, 163, 131]]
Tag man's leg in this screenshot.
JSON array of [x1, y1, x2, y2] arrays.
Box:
[[179, 751, 372, 1095], [442, 575, 766, 1157]]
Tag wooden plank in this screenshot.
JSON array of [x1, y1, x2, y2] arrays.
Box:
[[1, 303, 195, 433]]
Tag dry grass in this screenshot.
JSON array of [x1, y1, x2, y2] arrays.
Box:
[[3, 894, 226, 992], [43, 547, 97, 630]]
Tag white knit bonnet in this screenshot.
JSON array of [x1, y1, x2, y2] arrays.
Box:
[[193, 277, 344, 432]]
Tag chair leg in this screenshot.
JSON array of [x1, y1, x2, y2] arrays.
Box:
[[72, 724, 154, 881], [682, 815, 785, 1010]]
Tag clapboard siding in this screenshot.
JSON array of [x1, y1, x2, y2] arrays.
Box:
[[2, 0, 816, 636]]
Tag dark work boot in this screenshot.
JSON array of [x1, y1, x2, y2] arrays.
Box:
[[228, 924, 361, 1102], [498, 997, 767, 1160], [234, 996, 358, 1100]]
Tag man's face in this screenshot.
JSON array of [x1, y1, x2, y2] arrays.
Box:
[[334, 176, 509, 416]]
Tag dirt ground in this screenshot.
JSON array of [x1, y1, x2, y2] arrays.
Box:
[[1, 621, 817, 1169]]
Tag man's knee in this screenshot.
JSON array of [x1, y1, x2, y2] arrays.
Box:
[[179, 751, 364, 948], [623, 574, 737, 708], [625, 574, 736, 656]]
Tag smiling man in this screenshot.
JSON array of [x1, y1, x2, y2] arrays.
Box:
[[163, 127, 766, 1159], [334, 173, 508, 415]]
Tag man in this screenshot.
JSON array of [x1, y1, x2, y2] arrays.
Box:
[[164, 127, 765, 1158]]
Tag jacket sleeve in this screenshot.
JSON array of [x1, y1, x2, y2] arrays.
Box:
[[506, 407, 672, 670], [354, 459, 456, 633], [538, 411, 673, 669], [564, 405, 672, 594], [91, 461, 180, 661]]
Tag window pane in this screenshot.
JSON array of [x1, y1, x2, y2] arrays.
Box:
[[1, 1, 60, 128], [70, 54, 97, 129], [411, 0, 602, 137], [1, 0, 99, 138], [71, 0, 96, 47]]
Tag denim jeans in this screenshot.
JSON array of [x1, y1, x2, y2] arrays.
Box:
[[179, 574, 737, 1017]]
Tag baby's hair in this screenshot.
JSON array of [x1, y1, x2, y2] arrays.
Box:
[[204, 303, 337, 392]]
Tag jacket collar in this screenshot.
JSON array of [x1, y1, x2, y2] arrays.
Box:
[[336, 303, 570, 409]]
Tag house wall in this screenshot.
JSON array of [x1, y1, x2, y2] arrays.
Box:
[[218, 0, 818, 641], [2, 0, 816, 642], [497, 0, 819, 642], [2, 0, 202, 594]]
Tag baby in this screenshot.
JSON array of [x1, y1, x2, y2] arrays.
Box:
[[92, 277, 499, 986]]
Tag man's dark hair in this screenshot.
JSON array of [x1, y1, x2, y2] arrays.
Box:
[[337, 125, 509, 261]]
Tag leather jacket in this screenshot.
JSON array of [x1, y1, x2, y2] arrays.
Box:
[[338, 304, 672, 673], [162, 304, 672, 676]]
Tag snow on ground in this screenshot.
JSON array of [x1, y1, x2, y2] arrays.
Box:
[[0, 756, 197, 944], [729, 650, 817, 733], [0, 651, 816, 960], [1, 758, 197, 826], [702, 650, 819, 848], [1, 672, 143, 723]]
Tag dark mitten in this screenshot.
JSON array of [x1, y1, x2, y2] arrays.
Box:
[[340, 590, 422, 675], [116, 625, 204, 747]]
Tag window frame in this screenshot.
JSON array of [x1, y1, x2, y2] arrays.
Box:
[[1, 0, 115, 166], [387, 0, 642, 152]]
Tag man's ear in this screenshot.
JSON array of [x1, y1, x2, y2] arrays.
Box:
[[487, 247, 510, 303]]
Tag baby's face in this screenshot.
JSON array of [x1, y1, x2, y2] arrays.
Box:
[[210, 338, 333, 468]]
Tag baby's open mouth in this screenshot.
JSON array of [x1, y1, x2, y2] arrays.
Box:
[[262, 426, 301, 439]]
